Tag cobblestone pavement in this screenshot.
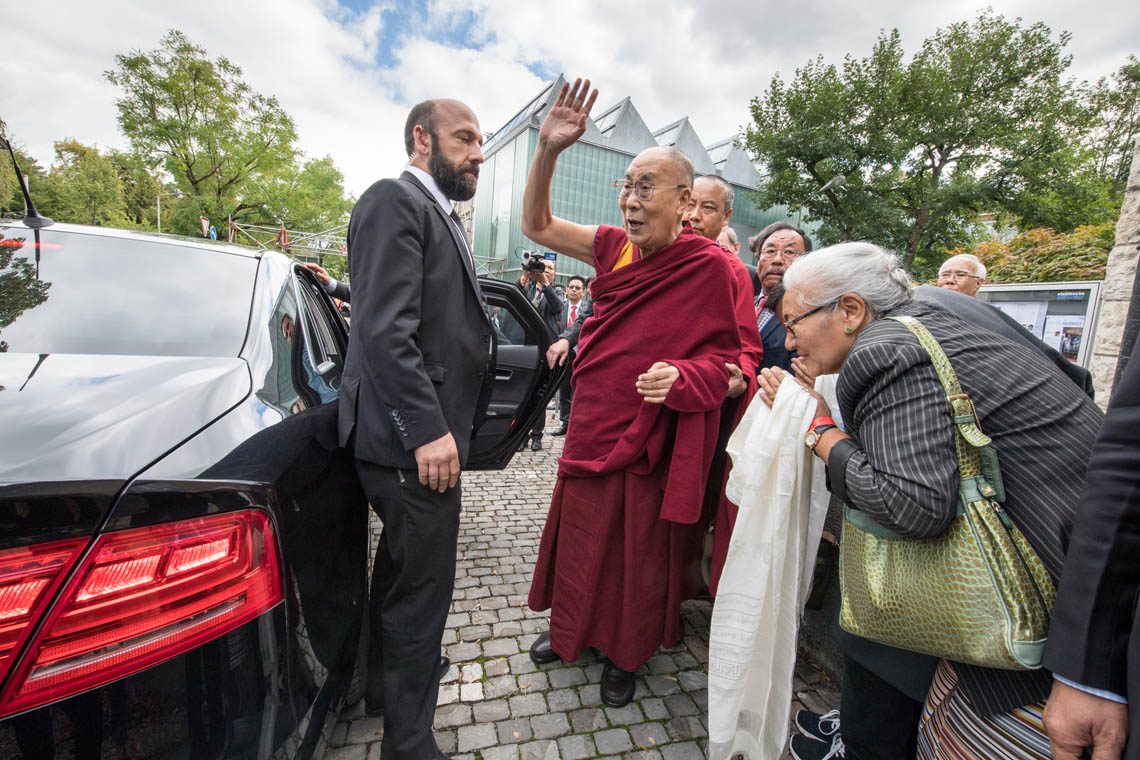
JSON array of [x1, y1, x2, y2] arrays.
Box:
[[328, 410, 839, 760]]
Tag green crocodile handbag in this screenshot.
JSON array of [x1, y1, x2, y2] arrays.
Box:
[[838, 315, 1055, 670]]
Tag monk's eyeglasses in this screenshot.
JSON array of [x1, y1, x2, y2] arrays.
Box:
[[783, 297, 841, 337], [614, 180, 688, 202]]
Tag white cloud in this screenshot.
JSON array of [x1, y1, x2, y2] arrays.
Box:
[[7, 0, 1137, 201]]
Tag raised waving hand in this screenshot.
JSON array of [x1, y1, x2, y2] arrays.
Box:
[[539, 78, 599, 153]]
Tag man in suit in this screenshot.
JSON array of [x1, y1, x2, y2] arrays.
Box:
[[749, 221, 812, 371], [338, 98, 490, 760], [550, 274, 588, 436], [508, 258, 564, 449], [1043, 329, 1140, 760]]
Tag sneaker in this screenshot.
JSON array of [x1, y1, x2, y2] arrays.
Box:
[[790, 732, 845, 760], [795, 709, 841, 743]]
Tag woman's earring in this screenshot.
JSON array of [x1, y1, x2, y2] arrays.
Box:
[[844, 325, 854, 334]]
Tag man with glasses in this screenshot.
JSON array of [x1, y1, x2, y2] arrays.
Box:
[[936, 253, 986, 297], [749, 221, 813, 371], [549, 275, 588, 436], [519, 78, 746, 708]]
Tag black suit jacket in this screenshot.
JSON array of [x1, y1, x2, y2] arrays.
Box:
[[338, 171, 491, 468], [1045, 330, 1140, 749], [330, 280, 351, 302]]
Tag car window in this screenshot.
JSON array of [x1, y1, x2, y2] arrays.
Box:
[[295, 275, 343, 400], [0, 226, 255, 357]]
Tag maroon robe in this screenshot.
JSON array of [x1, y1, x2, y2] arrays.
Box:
[[528, 225, 742, 671]]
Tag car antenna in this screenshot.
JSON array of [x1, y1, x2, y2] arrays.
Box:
[[0, 123, 53, 230]]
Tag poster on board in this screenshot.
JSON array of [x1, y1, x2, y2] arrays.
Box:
[[1042, 315, 1086, 362], [989, 301, 1049, 339]]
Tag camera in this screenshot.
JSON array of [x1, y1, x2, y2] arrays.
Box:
[[521, 250, 548, 273]]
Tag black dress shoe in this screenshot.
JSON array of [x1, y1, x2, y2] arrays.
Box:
[[551, 423, 568, 436], [364, 655, 451, 716], [530, 436, 542, 451], [528, 631, 561, 665], [600, 662, 636, 707]]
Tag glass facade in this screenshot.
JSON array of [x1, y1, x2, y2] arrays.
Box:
[[472, 125, 794, 279]]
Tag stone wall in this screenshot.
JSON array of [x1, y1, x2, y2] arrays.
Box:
[[1090, 136, 1140, 406]]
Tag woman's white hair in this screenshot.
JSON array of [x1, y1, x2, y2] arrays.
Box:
[[783, 241, 913, 317]]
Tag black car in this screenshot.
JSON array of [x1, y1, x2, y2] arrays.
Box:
[[0, 220, 564, 758]]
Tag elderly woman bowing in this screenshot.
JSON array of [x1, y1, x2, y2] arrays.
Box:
[[758, 243, 1102, 760]]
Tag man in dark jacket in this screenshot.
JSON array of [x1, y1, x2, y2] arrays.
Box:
[[748, 221, 812, 371], [1042, 330, 1139, 759], [508, 258, 564, 450]]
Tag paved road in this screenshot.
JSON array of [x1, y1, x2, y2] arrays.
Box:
[[328, 411, 839, 759]]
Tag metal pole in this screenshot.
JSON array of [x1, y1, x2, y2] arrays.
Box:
[[156, 193, 161, 233]]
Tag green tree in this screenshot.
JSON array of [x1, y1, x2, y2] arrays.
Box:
[[109, 150, 161, 228], [38, 140, 130, 226], [0, 233, 52, 352], [105, 29, 298, 234], [253, 156, 353, 231], [1085, 55, 1140, 199], [745, 11, 1101, 271], [949, 224, 1114, 284], [0, 127, 47, 219]]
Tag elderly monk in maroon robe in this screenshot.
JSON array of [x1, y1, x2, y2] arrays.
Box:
[[520, 78, 746, 708]]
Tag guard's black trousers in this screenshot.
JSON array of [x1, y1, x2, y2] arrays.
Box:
[[357, 460, 460, 760]]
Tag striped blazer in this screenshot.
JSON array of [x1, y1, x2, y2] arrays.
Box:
[[827, 300, 1104, 714]]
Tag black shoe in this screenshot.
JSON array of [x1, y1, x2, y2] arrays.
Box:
[[530, 436, 542, 451], [790, 733, 845, 760], [364, 656, 450, 717], [795, 709, 840, 743], [529, 631, 561, 665], [551, 423, 568, 436], [599, 662, 636, 707]]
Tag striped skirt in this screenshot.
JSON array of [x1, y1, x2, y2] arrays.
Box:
[[917, 661, 1051, 759]]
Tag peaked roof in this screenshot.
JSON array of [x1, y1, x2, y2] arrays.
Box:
[[484, 77, 760, 189]]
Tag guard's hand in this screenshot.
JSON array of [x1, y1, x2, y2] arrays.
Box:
[[415, 433, 460, 493], [1044, 680, 1128, 760], [302, 262, 331, 286], [538, 77, 599, 152], [637, 362, 679, 404], [547, 338, 571, 368], [725, 363, 746, 398]]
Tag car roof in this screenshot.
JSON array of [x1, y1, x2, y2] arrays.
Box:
[[0, 219, 268, 261]]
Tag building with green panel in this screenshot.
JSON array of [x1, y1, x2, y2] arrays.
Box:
[[464, 75, 791, 282]]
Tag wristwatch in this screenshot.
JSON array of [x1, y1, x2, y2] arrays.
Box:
[[805, 417, 838, 450]]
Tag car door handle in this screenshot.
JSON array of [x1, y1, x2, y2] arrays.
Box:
[[495, 369, 513, 381]]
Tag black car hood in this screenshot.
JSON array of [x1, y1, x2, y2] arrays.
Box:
[[0, 353, 250, 486]]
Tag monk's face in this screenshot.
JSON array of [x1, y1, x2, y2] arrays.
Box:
[[619, 149, 691, 256], [684, 176, 732, 242]]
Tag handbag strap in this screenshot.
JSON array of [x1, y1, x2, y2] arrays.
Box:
[[886, 316, 995, 495]]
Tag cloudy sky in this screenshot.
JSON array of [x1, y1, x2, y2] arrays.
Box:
[[6, 0, 1137, 196]]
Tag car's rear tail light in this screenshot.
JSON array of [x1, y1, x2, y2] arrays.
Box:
[[0, 540, 87, 685], [0, 510, 282, 718]]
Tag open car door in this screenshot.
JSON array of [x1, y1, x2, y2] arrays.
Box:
[[466, 279, 567, 469]]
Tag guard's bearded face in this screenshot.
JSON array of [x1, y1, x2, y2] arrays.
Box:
[[430, 138, 481, 201], [428, 103, 484, 201]]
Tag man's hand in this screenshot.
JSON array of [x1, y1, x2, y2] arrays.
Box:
[[538, 78, 599, 153], [302, 262, 332, 286], [637, 362, 680, 404], [1044, 680, 1128, 760], [414, 433, 460, 493], [725, 363, 746, 398], [547, 338, 571, 368]]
